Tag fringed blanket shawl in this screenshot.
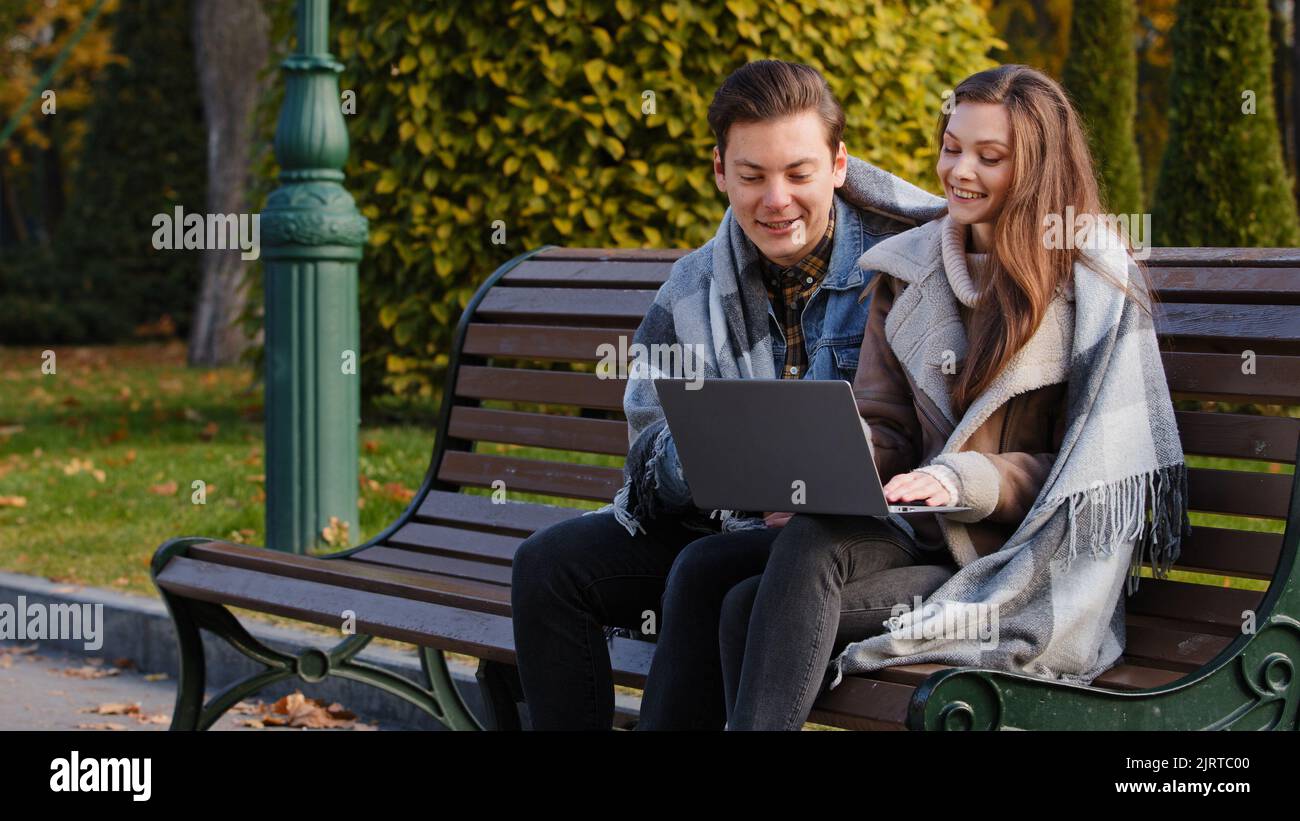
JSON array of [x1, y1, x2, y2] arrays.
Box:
[[828, 218, 1191, 688]]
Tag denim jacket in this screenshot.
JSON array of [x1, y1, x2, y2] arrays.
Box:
[[655, 194, 917, 509]]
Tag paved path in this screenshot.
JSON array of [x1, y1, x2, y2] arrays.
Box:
[[0, 641, 397, 731]]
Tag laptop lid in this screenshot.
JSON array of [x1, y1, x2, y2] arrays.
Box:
[[655, 378, 894, 516]]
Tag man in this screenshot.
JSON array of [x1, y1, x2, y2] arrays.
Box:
[[510, 59, 944, 730]]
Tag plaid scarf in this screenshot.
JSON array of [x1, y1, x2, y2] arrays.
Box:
[[828, 216, 1190, 689]]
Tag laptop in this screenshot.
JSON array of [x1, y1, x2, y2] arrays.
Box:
[[654, 378, 971, 516]]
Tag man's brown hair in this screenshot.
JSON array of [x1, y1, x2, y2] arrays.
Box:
[[707, 60, 846, 163]]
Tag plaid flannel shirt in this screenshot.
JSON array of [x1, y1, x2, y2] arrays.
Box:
[[762, 207, 836, 378]]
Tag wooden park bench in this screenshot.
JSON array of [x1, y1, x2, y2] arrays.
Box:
[[151, 244, 1300, 731]]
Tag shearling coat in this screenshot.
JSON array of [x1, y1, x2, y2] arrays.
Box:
[[851, 215, 1075, 566]]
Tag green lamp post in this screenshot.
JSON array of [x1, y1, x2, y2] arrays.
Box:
[[260, 0, 367, 553]]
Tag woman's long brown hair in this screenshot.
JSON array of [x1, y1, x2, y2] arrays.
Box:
[[940, 65, 1150, 414]]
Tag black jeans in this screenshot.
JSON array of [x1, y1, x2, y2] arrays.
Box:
[[510, 510, 776, 730], [511, 509, 954, 730], [720, 514, 955, 730]]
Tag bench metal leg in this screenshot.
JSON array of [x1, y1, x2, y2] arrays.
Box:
[[910, 574, 1300, 731], [158, 590, 486, 730], [474, 659, 524, 731], [912, 616, 1300, 731], [153, 540, 484, 730]]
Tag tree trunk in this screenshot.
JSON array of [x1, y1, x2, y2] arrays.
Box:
[[1293, 0, 1300, 203], [187, 0, 270, 366], [1271, 0, 1292, 180]]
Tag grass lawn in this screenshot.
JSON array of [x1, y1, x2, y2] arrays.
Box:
[[0, 342, 441, 596]]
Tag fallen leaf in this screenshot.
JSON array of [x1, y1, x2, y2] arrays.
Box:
[[382, 482, 415, 502], [58, 666, 122, 680], [143, 673, 168, 682], [363, 440, 380, 453], [0, 496, 27, 507], [255, 690, 365, 729], [75, 722, 125, 730], [83, 702, 141, 716], [149, 481, 179, 496], [199, 421, 219, 441], [238, 718, 265, 728]]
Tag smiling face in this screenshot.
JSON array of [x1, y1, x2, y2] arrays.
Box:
[[936, 101, 1014, 237], [713, 110, 847, 268]]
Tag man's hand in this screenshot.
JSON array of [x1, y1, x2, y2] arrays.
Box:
[[882, 471, 953, 507], [763, 511, 794, 528]]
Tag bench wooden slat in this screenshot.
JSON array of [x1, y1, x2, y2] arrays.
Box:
[[1161, 351, 1300, 403], [1155, 303, 1300, 344], [1174, 411, 1299, 463], [158, 555, 658, 686], [352, 546, 513, 586], [185, 542, 511, 613], [463, 324, 624, 363], [1146, 267, 1300, 304], [862, 661, 1181, 692], [477, 286, 655, 323], [806, 676, 915, 730], [1092, 664, 1187, 691], [460, 351, 1300, 409], [449, 406, 629, 456], [1186, 467, 1293, 519], [385, 521, 522, 564], [502, 259, 674, 288], [1145, 248, 1300, 266], [157, 556, 518, 655], [1126, 578, 1263, 631], [533, 247, 689, 262], [1122, 618, 1233, 672], [414, 489, 585, 534], [456, 365, 626, 409], [1157, 526, 1283, 580], [439, 451, 624, 501]]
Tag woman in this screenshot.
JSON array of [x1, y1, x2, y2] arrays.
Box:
[[714, 64, 1188, 730]]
